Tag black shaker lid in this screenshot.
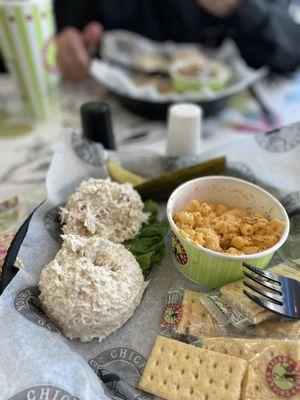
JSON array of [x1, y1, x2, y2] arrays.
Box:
[[80, 102, 116, 150]]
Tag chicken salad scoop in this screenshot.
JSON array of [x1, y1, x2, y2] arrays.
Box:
[[39, 234, 146, 342], [60, 178, 149, 243]]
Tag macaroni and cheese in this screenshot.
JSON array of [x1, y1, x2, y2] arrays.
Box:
[[173, 200, 285, 255]]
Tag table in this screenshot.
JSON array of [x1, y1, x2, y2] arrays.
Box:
[[1, 70, 300, 262]]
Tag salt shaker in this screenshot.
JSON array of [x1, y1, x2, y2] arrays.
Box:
[[166, 103, 202, 157]]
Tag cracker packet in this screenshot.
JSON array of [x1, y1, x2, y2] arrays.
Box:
[[201, 260, 300, 328], [157, 285, 300, 400], [254, 319, 300, 339], [160, 288, 227, 345], [202, 334, 300, 400]]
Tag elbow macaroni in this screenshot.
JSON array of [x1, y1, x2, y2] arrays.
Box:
[[173, 200, 286, 255]]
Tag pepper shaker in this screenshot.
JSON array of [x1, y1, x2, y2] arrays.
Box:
[[80, 102, 116, 150]]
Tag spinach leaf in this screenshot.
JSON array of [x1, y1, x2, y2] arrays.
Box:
[[125, 200, 169, 273]]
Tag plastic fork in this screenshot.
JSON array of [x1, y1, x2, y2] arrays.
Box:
[[242, 262, 300, 319]]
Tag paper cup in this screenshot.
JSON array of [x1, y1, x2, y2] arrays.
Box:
[[0, 0, 60, 120], [167, 176, 290, 288]]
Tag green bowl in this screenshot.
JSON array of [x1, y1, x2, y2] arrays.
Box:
[[167, 176, 290, 288], [170, 59, 231, 94], [172, 75, 229, 93]]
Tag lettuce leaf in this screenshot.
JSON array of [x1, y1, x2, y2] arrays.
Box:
[[125, 200, 169, 274]]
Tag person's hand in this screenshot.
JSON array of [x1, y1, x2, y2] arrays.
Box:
[[198, 0, 243, 18], [56, 22, 102, 82]]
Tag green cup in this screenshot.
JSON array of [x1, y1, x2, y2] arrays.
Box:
[[172, 74, 229, 93], [170, 59, 231, 94], [167, 176, 290, 288], [0, 0, 60, 121]]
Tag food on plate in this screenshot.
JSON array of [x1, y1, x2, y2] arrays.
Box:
[[177, 290, 218, 336], [129, 58, 231, 95], [177, 63, 205, 77], [60, 178, 149, 243], [39, 179, 168, 342], [203, 337, 300, 400], [170, 58, 231, 93], [173, 200, 286, 255], [127, 47, 231, 95], [167, 176, 289, 288], [139, 335, 247, 400], [129, 73, 172, 94], [220, 263, 300, 324], [39, 235, 146, 342], [107, 157, 226, 199], [59, 178, 167, 271], [106, 161, 146, 186], [133, 49, 207, 73], [125, 200, 169, 271], [134, 53, 170, 73], [135, 156, 226, 201], [174, 49, 208, 64]]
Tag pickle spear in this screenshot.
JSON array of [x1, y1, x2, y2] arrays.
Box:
[[107, 161, 146, 186], [135, 156, 226, 201]]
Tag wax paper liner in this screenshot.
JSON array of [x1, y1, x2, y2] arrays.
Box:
[[90, 30, 267, 102]]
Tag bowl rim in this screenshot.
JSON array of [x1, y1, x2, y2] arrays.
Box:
[[166, 175, 290, 261]]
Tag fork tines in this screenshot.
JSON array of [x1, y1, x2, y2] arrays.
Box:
[[242, 262, 300, 319], [243, 262, 280, 283]]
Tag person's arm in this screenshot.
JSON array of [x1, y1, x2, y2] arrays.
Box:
[[56, 23, 102, 81], [199, 0, 300, 73], [230, 0, 300, 72], [54, 0, 102, 81]]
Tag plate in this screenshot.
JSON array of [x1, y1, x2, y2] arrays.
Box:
[[115, 93, 228, 120], [91, 31, 268, 119]]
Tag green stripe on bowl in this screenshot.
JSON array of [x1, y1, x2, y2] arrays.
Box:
[[16, 5, 46, 120], [0, 8, 34, 116], [170, 231, 274, 288]]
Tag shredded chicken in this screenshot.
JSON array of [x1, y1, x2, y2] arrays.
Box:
[[60, 178, 148, 243], [39, 234, 146, 342]]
